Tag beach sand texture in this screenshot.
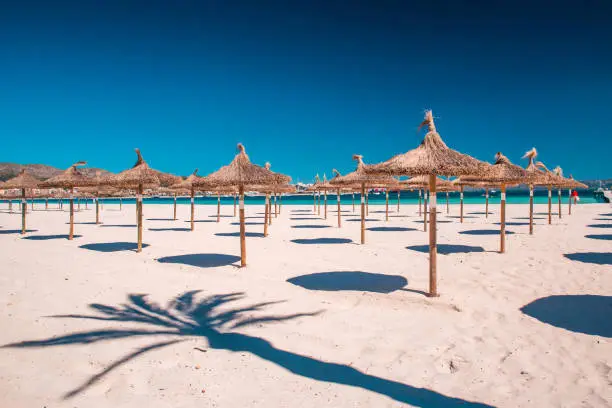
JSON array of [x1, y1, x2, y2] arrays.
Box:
[[0, 202, 610, 407]]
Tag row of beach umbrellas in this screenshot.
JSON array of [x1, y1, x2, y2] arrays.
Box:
[[1, 111, 586, 297]]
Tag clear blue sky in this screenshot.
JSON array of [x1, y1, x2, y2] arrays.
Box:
[[1, 0, 610, 182]]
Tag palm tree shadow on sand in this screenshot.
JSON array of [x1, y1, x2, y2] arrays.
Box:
[[3, 291, 491, 407]]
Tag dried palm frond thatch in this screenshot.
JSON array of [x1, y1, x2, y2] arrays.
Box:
[[194, 144, 290, 189], [103, 149, 161, 189], [103, 149, 162, 252], [364, 111, 487, 177], [1, 170, 42, 234], [363, 111, 488, 297]]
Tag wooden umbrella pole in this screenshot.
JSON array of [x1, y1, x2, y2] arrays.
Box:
[[173, 193, 177, 221], [216, 193, 221, 223], [423, 190, 428, 232], [485, 188, 489, 219], [529, 185, 534, 235], [317, 191, 321, 215], [397, 190, 400, 213], [9, 200, 12, 213], [268, 196, 273, 226], [69, 187, 75, 240], [239, 185, 246, 267], [21, 188, 26, 234], [324, 190, 328, 219], [337, 188, 342, 228], [233, 193, 237, 217], [385, 189, 389, 221], [274, 193, 278, 218], [137, 184, 143, 252], [366, 190, 369, 216], [547, 186, 552, 225], [85, 199, 88, 210], [96, 196, 100, 225], [360, 183, 366, 244], [263, 194, 269, 237], [428, 174, 438, 297], [460, 186, 464, 223], [119, 198, 122, 210], [313, 192, 316, 213], [500, 184, 506, 253], [77, 198, 80, 211], [190, 188, 195, 231], [446, 192, 449, 214], [44, 198, 48, 210], [568, 189, 572, 215], [558, 189, 562, 219], [418, 189, 422, 216]]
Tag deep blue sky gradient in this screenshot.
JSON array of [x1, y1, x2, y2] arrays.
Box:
[[1, 0, 611, 181]]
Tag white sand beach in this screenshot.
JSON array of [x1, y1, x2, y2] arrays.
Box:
[[0, 202, 610, 407]]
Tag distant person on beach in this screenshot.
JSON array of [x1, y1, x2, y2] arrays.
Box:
[[571, 190, 579, 204]]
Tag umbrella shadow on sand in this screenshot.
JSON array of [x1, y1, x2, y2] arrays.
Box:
[[407, 244, 485, 255], [367, 227, 416, 232], [23, 234, 83, 240], [216, 232, 265, 238], [149, 227, 192, 232], [585, 234, 612, 241], [459, 230, 515, 236], [586, 224, 612, 229], [158, 254, 240, 268], [521, 295, 612, 337], [291, 238, 353, 245], [288, 271, 407, 293], [80, 242, 149, 252], [564, 252, 612, 265], [0, 229, 38, 234], [1, 291, 491, 407]]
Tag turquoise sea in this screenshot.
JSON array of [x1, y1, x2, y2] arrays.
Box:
[[2, 189, 598, 206]]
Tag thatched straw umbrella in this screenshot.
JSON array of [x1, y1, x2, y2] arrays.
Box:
[[315, 174, 336, 220], [79, 172, 115, 225], [251, 183, 293, 236], [330, 169, 345, 227], [521, 148, 553, 234], [534, 161, 567, 225], [552, 166, 586, 218], [330, 155, 398, 244], [41, 161, 101, 239], [102, 149, 161, 252], [193, 143, 290, 267], [462, 152, 526, 253], [564, 175, 587, 215], [364, 110, 487, 297], [401, 175, 453, 231], [2, 170, 42, 234], [171, 169, 201, 231], [451, 178, 493, 221]]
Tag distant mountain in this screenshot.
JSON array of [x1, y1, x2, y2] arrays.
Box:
[[580, 179, 612, 189], [0, 163, 112, 182]]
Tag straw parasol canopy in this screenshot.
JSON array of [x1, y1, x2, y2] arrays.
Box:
[[194, 144, 290, 190], [462, 152, 527, 253], [330, 154, 399, 243], [522, 148, 556, 186], [103, 149, 162, 252], [365, 111, 487, 177], [40, 161, 97, 189], [41, 161, 100, 239], [195, 143, 291, 267], [172, 169, 202, 229], [1, 169, 42, 190], [1, 170, 42, 234], [364, 110, 487, 297], [330, 155, 399, 188], [103, 149, 161, 189]]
